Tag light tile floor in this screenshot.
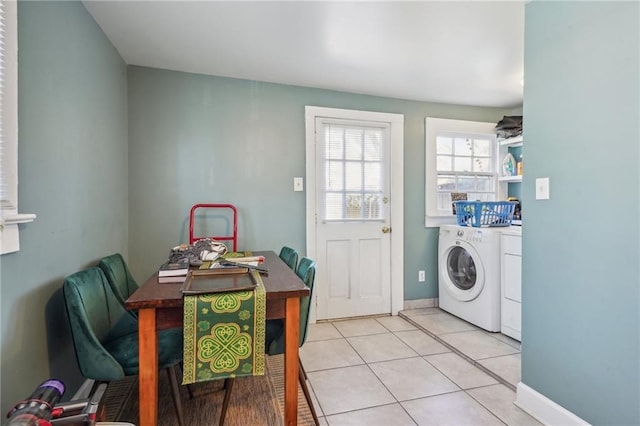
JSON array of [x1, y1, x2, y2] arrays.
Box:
[[300, 310, 540, 426], [399, 308, 521, 389]]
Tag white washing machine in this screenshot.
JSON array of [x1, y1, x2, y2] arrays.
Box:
[[438, 225, 502, 332]]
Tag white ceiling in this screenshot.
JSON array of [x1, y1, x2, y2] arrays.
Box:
[[83, 1, 524, 108]]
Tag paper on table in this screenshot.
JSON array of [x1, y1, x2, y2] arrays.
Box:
[[211, 260, 258, 269], [221, 255, 264, 263]]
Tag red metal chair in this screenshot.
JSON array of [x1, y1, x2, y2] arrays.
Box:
[[188, 204, 238, 251]]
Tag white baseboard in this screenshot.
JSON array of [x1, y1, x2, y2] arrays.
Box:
[[403, 298, 437, 310], [515, 382, 590, 426]]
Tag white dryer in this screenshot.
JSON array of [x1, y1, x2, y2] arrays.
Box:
[[438, 225, 502, 332]]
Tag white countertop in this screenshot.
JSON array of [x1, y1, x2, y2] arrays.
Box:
[[501, 225, 522, 236]]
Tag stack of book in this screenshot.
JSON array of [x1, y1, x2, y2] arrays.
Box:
[[157, 260, 189, 283]]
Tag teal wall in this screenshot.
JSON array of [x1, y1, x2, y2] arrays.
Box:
[[127, 66, 510, 298], [522, 2, 639, 424], [0, 1, 128, 413]]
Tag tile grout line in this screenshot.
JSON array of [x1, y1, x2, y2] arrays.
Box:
[[462, 388, 511, 426], [398, 312, 517, 392]]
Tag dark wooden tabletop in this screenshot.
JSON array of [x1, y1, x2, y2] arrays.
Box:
[[125, 250, 310, 310]]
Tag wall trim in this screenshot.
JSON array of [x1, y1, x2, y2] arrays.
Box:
[[515, 382, 590, 426], [403, 298, 437, 310]]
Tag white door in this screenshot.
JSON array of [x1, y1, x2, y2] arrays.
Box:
[[305, 107, 404, 321]]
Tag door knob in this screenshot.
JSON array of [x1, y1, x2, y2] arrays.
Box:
[[382, 226, 391, 234]]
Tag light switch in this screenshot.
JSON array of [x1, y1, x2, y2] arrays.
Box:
[[536, 177, 550, 200], [293, 177, 304, 192]]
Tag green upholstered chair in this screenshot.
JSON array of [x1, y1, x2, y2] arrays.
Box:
[[265, 257, 319, 425], [63, 267, 185, 426], [98, 254, 217, 405], [278, 246, 299, 271], [98, 253, 139, 316]]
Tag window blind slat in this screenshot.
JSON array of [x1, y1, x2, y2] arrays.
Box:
[[0, 0, 18, 211], [321, 122, 385, 221]]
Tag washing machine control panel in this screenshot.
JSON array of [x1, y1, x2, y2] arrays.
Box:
[[456, 228, 485, 243]]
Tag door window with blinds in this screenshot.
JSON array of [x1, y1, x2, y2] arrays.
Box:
[[320, 121, 388, 222]]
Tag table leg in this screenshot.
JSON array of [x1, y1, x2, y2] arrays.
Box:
[[138, 308, 158, 426], [284, 296, 300, 426]]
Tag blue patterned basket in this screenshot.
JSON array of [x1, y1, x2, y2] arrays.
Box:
[[454, 201, 516, 227]]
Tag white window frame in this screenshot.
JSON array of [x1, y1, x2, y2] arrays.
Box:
[[425, 117, 497, 227], [1, 1, 36, 255]]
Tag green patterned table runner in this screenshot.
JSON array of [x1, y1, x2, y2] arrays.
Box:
[[182, 270, 266, 384]]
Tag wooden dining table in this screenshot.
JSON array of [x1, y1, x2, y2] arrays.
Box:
[[126, 250, 310, 426]]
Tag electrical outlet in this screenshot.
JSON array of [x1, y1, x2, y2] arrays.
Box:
[[418, 270, 425, 282], [293, 177, 304, 192]]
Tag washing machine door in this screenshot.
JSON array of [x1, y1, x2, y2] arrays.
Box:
[[440, 240, 485, 301]]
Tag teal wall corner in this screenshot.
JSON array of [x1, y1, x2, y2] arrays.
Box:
[[1, 1, 128, 413]]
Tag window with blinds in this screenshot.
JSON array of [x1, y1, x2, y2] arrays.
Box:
[[0, 1, 6, 208], [0, 0, 17, 214], [321, 122, 386, 222], [0, 1, 32, 255]]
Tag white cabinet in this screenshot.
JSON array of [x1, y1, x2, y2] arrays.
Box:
[[501, 230, 521, 341]]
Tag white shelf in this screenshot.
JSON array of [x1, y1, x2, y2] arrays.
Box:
[[497, 135, 523, 200], [499, 135, 523, 147]]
